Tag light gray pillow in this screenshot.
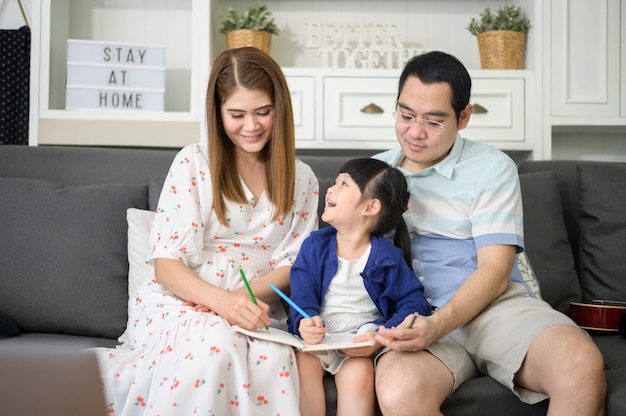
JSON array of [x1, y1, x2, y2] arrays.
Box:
[[0, 178, 148, 339]]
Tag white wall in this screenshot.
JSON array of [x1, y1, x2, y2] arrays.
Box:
[[0, 0, 31, 28]]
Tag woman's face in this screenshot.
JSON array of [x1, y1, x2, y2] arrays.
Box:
[[221, 87, 275, 155]]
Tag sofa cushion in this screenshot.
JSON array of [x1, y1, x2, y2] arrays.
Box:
[[578, 164, 626, 302], [126, 208, 155, 299], [148, 175, 166, 211], [519, 171, 580, 313], [0, 312, 18, 338], [0, 178, 148, 339], [118, 208, 156, 344]]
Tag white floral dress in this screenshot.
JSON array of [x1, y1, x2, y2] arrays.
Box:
[[95, 143, 319, 416]]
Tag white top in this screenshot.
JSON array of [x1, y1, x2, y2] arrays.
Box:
[[320, 245, 382, 333]]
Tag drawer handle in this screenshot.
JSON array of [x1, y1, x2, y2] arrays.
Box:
[[361, 103, 384, 114], [472, 103, 488, 114]]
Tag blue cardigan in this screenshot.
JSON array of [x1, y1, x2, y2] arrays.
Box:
[[288, 226, 431, 336]]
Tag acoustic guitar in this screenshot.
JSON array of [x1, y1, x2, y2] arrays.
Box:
[[569, 300, 626, 332]]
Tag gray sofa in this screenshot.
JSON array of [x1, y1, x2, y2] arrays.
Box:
[[0, 145, 624, 415]]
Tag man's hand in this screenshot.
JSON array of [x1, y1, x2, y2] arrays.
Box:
[[375, 313, 440, 352]]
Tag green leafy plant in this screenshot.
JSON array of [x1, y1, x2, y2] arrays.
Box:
[[219, 1, 280, 35], [466, 3, 531, 35]]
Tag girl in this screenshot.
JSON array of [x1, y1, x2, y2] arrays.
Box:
[[288, 158, 431, 416]]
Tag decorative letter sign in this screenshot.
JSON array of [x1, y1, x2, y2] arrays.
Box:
[[305, 23, 428, 69], [65, 39, 165, 111]]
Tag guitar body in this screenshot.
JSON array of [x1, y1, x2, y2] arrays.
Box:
[[570, 300, 626, 332]]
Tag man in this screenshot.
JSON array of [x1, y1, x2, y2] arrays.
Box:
[[373, 51, 606, 415]]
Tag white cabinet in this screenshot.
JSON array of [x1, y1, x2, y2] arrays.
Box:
[[622, 1, 626, 118], [465, 75, 528, 147], [31, 0, 210, 147], [285, 72, 316, 142], [322, 74, 398, 145], [550, 0, 624, 124], [30, 0, 542, 158], [285, 68, 534, 151]]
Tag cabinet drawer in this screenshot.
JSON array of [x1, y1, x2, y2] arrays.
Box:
[[323, 76, 397, 142], [465, 78, 525, 142], [286, 76, 316, 141]]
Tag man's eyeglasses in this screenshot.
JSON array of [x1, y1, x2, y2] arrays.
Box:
[[392, 111, 447, 134]]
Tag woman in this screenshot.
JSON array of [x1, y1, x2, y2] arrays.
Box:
[[96, 47, 319, 415]]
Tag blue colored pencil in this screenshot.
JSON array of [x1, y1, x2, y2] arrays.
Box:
[[268, 283, 311, 319]]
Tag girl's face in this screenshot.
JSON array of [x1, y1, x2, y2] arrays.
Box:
[[322, 173, 365, 228], [221, 88, 275, 156]]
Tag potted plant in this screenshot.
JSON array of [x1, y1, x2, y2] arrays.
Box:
[[466, 3, 531, 69], [219, 1, 280, 55]]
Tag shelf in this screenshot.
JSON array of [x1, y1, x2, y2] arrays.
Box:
[[30, 0, 542, 158], [31, 0, 210, 147]]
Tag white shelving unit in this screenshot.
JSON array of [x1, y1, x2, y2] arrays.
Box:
[[30, 0, 544, 159], [30, 0, 210, 147]]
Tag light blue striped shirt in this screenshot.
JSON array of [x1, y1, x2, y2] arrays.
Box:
[[375, 135, 529, 307]]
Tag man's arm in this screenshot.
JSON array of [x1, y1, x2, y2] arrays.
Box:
[[376, 244, 516, 350]]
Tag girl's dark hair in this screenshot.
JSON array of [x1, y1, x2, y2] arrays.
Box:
[[338, 158, 412, 266], [397, 50, 471, 122]]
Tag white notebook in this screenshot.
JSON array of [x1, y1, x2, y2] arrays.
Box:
[[232, 325, 374, 351]]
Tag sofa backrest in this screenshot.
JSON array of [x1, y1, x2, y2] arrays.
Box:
[[0, 145, 179, 340], [0, 145, 178, 185], [518, 160, 626, 312], [519, 161, 586, 271]]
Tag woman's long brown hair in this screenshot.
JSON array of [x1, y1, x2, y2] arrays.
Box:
[[205, 47, 296, 225]]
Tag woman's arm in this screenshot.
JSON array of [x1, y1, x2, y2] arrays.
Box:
[[155, 258, 270, 330], [244, 265, 291, 303]]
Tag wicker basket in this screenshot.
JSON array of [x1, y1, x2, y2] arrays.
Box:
[[477, 30, 525, 69], [225, 29, 272, 54]]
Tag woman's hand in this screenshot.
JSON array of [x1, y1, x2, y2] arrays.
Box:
[[215, 291, 271, 330], [298, 316, 327, 345], [181, 301, 212, 313], [155, 258, 270, 330], [181, 292, 270, 330]]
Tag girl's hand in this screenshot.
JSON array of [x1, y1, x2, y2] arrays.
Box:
[[298, 316, 327, 345], [341, 331, 381, 357]]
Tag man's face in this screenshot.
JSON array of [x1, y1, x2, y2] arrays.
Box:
[[394, 75, 471, 173]]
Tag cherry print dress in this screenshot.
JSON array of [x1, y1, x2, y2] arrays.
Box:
[[94, 143, 319, 415]]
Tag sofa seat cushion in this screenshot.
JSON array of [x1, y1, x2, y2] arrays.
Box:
[[591, 334, 626, 371], [519, 171, 580, 313], [578, 163, 626, 303], [0, 178, 148, 339]]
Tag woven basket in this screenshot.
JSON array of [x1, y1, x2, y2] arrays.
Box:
[[226, 29, 272, 54], [477, 30, 525, 69]]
